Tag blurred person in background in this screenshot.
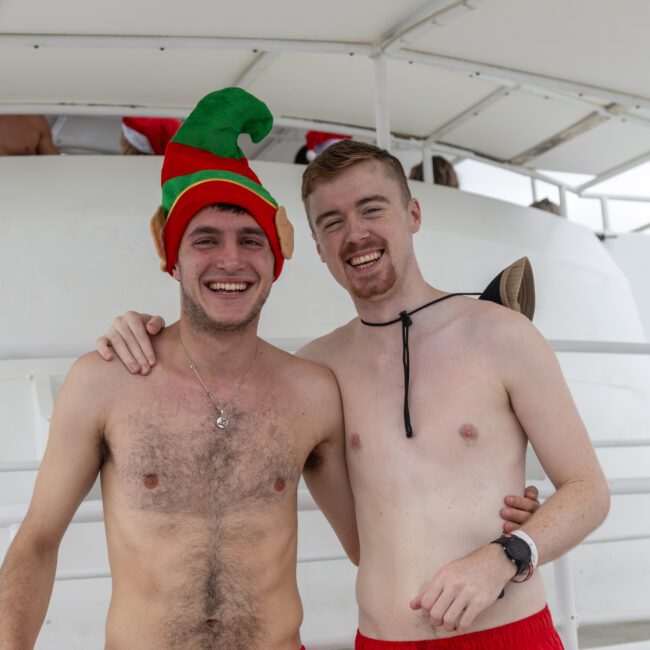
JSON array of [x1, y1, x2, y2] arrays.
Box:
[[0, 115, 59, 156]]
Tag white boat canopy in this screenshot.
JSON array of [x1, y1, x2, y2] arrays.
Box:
[[1, 0, 649, 180]]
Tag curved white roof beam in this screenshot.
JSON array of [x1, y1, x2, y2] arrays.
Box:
[[392, 49, 650, 113]]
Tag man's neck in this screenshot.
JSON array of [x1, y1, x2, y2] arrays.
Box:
[[351, 271, 445, 325], [177, 318, 260, 379]]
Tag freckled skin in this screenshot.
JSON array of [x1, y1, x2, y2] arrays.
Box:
[[144, 473, 159, 489], [351, 434, 362, 450]]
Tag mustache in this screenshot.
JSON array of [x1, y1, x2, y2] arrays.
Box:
[[339, 237, 387, 264]]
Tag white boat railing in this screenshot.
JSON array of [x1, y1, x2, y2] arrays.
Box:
[[1, 338, 649, 649]]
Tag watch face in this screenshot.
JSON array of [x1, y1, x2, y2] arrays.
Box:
[[507, 536, 532, 566]]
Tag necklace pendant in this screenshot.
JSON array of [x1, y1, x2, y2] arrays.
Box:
[[216, 414, 229, 429]]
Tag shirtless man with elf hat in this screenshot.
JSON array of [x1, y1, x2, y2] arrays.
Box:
[[1, 88, 356, 650]]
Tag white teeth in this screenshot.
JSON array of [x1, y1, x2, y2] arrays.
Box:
[[207, 282, 248, 292], [350, 251, 382, 267]]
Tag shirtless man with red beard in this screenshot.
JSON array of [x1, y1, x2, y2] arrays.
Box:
[[296, 141, 609, 648]]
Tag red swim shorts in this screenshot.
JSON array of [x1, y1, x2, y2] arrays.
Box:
[[355, 605, 564, 649]]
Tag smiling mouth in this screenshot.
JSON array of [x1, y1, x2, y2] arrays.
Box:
[[348, 250, 383, 269], [206, 281, 251, 293]]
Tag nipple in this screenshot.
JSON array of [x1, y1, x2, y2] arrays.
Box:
[[458, 424, 479, 446], [143, 473, 159, 489], [350, 434, 362, 450], [273, 477, 287, 492]]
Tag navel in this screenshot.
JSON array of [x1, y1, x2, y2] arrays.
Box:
[[143, 473, 159, 489], [273, 477, 287, 493], [458, 424, 479, 446], [350, 434, 362, 450], [205, 618, 216, 628]]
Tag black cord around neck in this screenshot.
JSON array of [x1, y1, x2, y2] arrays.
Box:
[[361, 292, 479, 438]]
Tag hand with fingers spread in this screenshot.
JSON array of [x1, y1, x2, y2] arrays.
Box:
[[410, 543, 517, 633], [501, 485, 540, 533], [96, 311, 165, 375]]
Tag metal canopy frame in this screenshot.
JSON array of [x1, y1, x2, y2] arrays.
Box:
[[1, 0, 648, 228]]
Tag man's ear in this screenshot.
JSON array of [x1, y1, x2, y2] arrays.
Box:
[[409, 198, 422, 234], [171, 263, 180, 282]]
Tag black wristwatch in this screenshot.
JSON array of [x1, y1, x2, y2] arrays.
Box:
[[491, 534, 532, 577]]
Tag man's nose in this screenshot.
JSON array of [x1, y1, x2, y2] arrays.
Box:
[[345, 215, 371, 241], [216, 239, 244, 271]]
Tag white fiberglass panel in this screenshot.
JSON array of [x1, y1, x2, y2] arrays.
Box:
[[0, 0, 423, 43], [0, 47, 255, 108], [410, 0, 650, 100]]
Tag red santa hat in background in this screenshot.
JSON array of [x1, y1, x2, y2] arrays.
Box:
[[121, 117, 182, 155], [305, 130, 352, 161]]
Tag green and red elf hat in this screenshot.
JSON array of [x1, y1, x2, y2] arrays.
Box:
[[150, 87, 294, 280]]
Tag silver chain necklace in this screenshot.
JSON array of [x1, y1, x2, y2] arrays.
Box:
[[179, 336, 259, 430]]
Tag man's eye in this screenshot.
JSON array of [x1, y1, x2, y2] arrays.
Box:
[[195, 238, 216, 246], [242, 238, 263, 247], [323, 219, 343, 231], [363, 206, 382, 216]]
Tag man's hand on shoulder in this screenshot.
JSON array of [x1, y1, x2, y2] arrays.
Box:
[[410, 543, 516, 633], [96, 311, 165, 375]]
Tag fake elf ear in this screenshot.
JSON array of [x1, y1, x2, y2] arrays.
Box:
[[479, 256, 535, 320], [150, 205, 167, 272], [275, 206, 294, 260]]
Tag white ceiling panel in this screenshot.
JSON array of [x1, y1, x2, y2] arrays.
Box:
[[0, 0, 424, 42], [0, 47, 254, 108], [1, 0, 648, 176], [386, 59, 501, 137], [530, 120, 650, 175], [411, 0, 650, 100], [248, 53, 376, 129], [441, 90, 592, 161]]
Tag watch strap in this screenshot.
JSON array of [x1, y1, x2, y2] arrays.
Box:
[[510, 529, 539, 569]]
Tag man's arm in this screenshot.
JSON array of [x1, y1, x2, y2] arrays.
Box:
[[300, 364, 359, 565], [0, 354, 107, 648], [499, 313, 610, 559], [413, 310, 609, 631]]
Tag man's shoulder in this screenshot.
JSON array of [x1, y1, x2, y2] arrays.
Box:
[[295, 319, 357, 366], [70, 350, 120, 378], [449, 296, 540, 352], [263, 343, 342, 421], [269, 341, 339, 389], [51, 351, 130, 426], [65, 350, 138, 397]]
